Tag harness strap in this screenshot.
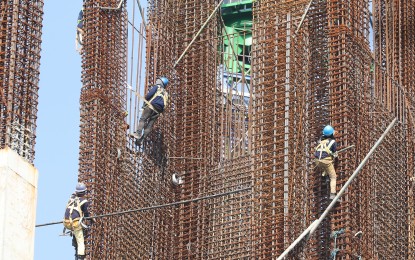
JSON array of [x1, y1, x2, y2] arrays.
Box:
[[66, 197, 87, 224], [146, 85, 168, 112], [316, 139, 335, 159]]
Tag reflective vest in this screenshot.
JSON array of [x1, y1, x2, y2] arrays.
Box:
[[147, 86, 168, 112], [315, 139, 335, 159], [63, 196, 87, 230]]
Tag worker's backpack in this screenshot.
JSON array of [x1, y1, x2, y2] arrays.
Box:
[[63, 195, 87, 230], [315, 139, 335, 159]]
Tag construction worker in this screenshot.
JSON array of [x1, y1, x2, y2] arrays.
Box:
[[314, 125, 338, 200], [130, 77, 169, 146], [76, 9, 84, 53], [63, 182, 94, 260]]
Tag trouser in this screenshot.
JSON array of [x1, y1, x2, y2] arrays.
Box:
[[73, 223, 85, 256], [136, 106, 160, 141], [315, 157, 336, 194]]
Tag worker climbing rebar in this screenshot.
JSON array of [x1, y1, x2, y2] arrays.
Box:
[[314, 125, 339, 200], [63, 183, 95, 260], [130, 76, 169, 146]]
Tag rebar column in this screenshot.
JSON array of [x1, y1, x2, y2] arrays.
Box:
[[78, 1, 128, 258], [0, 0, 44, 163]]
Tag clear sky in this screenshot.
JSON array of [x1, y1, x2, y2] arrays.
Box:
[[34, 0, 83, 259]]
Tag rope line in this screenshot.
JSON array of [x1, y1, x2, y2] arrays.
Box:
[[35, 187, 251, 228]]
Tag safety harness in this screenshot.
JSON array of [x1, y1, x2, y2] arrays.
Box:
[[63, 196, 88, 230], [315, 139, 335, 160], [146, 85, 168, 113]]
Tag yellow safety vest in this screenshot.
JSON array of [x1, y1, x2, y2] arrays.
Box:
[[315, 139, 335, 160]]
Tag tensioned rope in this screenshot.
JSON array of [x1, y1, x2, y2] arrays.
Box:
[[35, 187, 251, 228]]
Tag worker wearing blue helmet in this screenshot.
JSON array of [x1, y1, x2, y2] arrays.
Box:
[[130, 77, 169, 146], [314, 125, 338, 200]]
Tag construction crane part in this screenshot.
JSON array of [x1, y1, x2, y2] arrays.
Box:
[[75, 0, 415, 259], [0, 0, 44, 164]]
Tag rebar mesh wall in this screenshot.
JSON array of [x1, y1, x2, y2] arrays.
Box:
[[250, 1, 312, 258], [251, 0, 411, 259], [324, 0, 372, 258], [146, 0, 253, 258], [0, 0, 43, 163], [78, 1, 129, 258], [78, 0, 415, 259], [373, 0, 415, 258]]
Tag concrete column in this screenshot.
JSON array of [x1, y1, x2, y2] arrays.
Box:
[[0, 147, 38, 260]]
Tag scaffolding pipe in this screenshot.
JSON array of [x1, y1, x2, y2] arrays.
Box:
[[277, 118, 397, 260], [294, 0, 313, 36], [276, 220, 318, 260], [173, 0, 225, 68]]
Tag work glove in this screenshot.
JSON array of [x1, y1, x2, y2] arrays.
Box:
[[332, 152, 338, 158]]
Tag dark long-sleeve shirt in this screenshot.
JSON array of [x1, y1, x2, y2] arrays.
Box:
[[145, 85, 167, 112], [64, 193, 90, 219], [314, 135, 337, 159]]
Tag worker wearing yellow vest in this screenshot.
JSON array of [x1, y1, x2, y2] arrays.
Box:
[[63, 183, 95, 260], [130, 77, 169, 146], [314, 125, 339, 200]]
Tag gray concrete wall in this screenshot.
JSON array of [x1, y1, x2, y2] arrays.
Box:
[[0, 147, 38, 260]]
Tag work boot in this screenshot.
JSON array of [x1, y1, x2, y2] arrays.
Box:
[[129, 132, 141, 140]]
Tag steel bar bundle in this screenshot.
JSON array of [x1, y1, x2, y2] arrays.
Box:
[[0, 0, 43, 163]]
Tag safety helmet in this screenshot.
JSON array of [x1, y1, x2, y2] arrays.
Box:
[[322, 125, 334, 136], [75, 182, 87, 194], [157, 76, 169, 88]]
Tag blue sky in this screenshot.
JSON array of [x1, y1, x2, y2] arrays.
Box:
[[34, 0, 83, 259]]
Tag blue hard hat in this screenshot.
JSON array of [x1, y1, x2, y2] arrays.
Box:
[[158, 77, 169, 88], [75, 182, 87, 194], [323, 125, 334, 136]]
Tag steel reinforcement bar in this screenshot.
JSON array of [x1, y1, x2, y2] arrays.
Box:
[[0, 0, 43, 163], [77, 0, 415, 259], [78, 0, 129, 258]]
